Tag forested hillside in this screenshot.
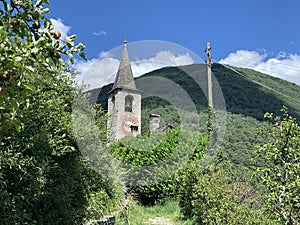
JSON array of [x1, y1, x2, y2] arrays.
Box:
[[89, 64, 300, 168], [92, 63, 300, 122]]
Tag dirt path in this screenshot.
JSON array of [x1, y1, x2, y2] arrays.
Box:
[[145, 217, 174, 225]]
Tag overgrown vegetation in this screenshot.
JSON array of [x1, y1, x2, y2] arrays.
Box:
[[94, 63, 300, 123], [1, 1, 299, 224], [177, 160, 281, 224], [125, 200, 194, 225], [254, 107, 300, 224], [0, 1, 119, 224], [108, 128, 207, 205]]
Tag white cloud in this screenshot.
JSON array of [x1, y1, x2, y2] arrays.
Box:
[[219, 50, 300, 85], [93, 31, 107, 36], [131, 51, 193, 77], [255, 54, 300, 85], [150, 51, 193, 67], [219, 50, 267, 68], [50, 18, 70, 39], [74, 51, 194, 90], [131, 61, 166, 78], [73, 57, 119, 90]]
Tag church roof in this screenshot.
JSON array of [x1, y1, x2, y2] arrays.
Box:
[[111, 40, 137, 91]]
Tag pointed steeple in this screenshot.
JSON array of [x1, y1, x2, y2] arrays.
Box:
[[111, 40, 137, 91]]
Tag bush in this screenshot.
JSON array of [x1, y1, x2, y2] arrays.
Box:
[[108, 128, 207, 205], [254, 108, 300, 224], [178, 161, 281, 225]]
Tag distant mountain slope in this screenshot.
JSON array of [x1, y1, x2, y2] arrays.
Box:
[[90, 63, 300, 121], [87, 64, 300, 167]]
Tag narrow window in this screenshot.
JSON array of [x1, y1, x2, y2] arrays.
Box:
[[125, 95, 133, 112]]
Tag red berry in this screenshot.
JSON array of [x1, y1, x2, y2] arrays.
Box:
[[2, 71, 11, 81], [11, 18, 20, 27], [54, 31, 61, 39]]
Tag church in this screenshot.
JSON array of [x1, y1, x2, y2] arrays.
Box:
[[107, 40, 141, 140], [106, 40, 196, 140], [107, 41, 213, 140]]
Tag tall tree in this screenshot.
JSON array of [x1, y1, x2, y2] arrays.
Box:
[[0, 0, 85, 132], [0, 1, 91, 224], [254, 107, 300, 225]]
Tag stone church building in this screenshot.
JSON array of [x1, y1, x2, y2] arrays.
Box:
[[107, 41, 141, 140]]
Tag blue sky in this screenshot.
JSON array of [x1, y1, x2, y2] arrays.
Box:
[[47, 0, 300, 88]]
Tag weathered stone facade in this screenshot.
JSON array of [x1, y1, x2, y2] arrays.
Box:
[[107, 41, 141, 140]]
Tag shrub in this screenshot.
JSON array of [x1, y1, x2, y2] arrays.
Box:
[[178, 161, 281, 224], [254, 107, 300, 224], [108, 128, 207, 205]]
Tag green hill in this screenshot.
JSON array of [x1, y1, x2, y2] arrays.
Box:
[[91, 63, 300, 122], [88, 63, 300, 167]]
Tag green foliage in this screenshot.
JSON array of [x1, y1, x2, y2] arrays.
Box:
[[176, 160, 201, 219], [0, 59, 87, 224], [110, 129, 181, 167], [108, 128, 207, 205], [0, 65, 119, 224], [0, 0, 85, 133], [72, 91, 125, 221], [212, 64, 300, 121], [233, 67, 300, 120], [125, 200, 194, 225], [85, 178, 124, 220], [218, 112, 266, 167], [178, 161, 281, 225], [93, 63, 300, 124], [254, 107, 300, 224], [0, 1, 116, 224]]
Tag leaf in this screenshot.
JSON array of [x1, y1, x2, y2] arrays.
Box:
[[79, 52, 87, 61], [31, 47, 39, 55], [40, 8, 50, 15], [35, 0, 44, 7], [65, 40, 74, 49], [66, 52, 74, 64], [15, 56, 22, 62], [25, 66, 35, 72], [23, 84, 34, 91], [34, 37, 46, 47]]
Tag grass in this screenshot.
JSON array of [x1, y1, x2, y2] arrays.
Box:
[[115, 200, 194, 225]]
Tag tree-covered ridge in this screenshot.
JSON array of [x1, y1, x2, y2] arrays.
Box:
[[93, 63, 300, 123], [87, 63, 300, 171], [212, 64, 300, 120]]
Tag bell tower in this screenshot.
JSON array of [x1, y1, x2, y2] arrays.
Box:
[[107, 40, 141, 140]]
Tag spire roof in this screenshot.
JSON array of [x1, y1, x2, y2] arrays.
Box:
[[111, 40, 137, 91]]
